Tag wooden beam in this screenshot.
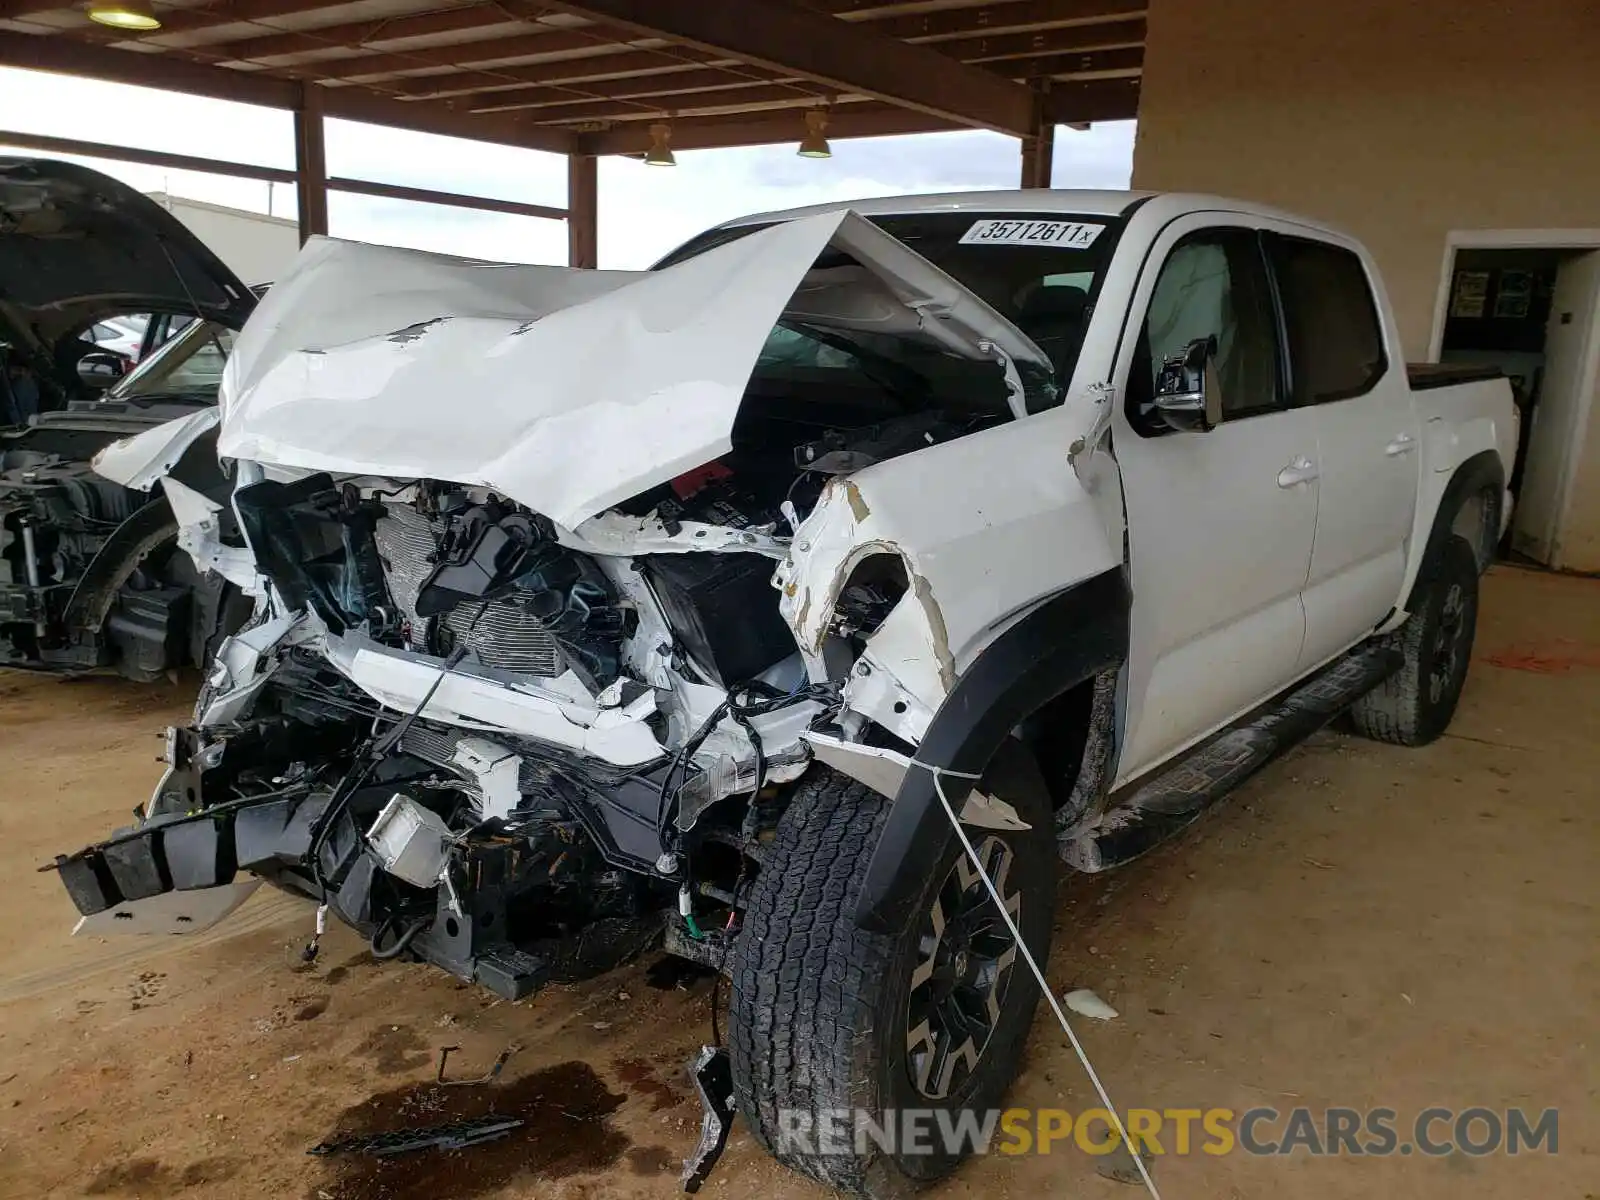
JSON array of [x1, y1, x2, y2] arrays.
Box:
[[182, 6, 517, 61], [445, 66, 767, 111], [484, 81, 837, 120], [0, 32, 578, 154], [577, 102, 958, 154], [3, 0, 370, 40], [210, 29, 630, 76], [575, 77, 1140, 156], [393, 50, 739, 100], [148, 0, 423, 43], [294, 80, 327, 242], [431, 44, 1139, 115], [1043, 77, 1140, 124], [544, 0, 1034, 134], [278, 35, 695, 91], [988, 46, 1143, 81], [566, 152, 596, 267], [0, 127, 569, 218], [991, 42, 1145, 79], [0, 126, 296, 182], [463, 54, 1135, 126], [0, 29, 299, 108], [307, 18, 1143, 97], [867, 0, 1146, 43], [955, 23, 1146, 62], [318, 85, 577, 153], [332, 176, 566, 220], [1019, 80, 1053, 188]]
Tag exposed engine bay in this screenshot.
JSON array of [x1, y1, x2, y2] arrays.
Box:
[[60, 409, 980, 995], [55, 209, 1123, 1000]]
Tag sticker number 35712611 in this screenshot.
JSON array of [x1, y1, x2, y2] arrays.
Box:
[[959, 219, 1106, 248]]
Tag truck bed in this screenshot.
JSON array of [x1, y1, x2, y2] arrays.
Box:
[[1407, 362, 1505, 391]]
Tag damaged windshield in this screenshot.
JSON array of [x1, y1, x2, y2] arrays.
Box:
[[661, 210, 1125, 400]]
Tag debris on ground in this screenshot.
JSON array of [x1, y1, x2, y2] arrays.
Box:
[[1063, 989, 1119, 1020], [1096, 1141, 1155, 1187], [435, 1044, 519, 1086], [309, 1116, 526, 1157], [681, 1046, 734, 1194]]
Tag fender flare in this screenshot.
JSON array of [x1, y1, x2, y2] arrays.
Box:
[[852, 566, 1130, 933], [1409, 450, 1504, 606], [62, 499, 179, 635]]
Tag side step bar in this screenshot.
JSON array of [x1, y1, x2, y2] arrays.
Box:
[[1061, 643, 1402, 872]]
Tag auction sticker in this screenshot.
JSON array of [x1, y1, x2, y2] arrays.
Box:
[[959, 219, 1105, 248]]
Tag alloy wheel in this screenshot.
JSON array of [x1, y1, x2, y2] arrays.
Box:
[[904, 835, 1021, 1100]]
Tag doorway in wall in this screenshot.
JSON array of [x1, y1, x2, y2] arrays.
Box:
[[1434, 244, 1600, 570]]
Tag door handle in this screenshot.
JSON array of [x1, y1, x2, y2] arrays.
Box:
[[1385, 433, 1417, 457], [1277, 456, 1319, 488]]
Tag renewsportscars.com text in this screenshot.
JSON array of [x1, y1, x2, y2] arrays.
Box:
[[776, 1106, 1559, 1159]]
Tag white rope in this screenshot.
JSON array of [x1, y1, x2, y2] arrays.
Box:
[[920, 761, 1162, 1200]]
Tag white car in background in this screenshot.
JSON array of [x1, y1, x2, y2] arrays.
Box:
[[83, 315, 148, 362]]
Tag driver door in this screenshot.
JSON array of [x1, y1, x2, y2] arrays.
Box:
[[1112, 217, 1320, 783]]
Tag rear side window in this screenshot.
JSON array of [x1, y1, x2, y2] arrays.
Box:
[[1265, 234, 1387, 404]]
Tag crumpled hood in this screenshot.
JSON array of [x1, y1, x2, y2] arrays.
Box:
[[218, 210, 1048, 530], [0, 158, 254, 371]]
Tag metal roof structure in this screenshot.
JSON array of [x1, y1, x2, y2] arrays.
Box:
[[0, 0, 1145, 262]]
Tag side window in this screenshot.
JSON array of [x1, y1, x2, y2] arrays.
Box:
[[1265, 234, 1387, 404], [1128, 228, 1282, 434]]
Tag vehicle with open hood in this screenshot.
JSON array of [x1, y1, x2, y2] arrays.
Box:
[[0, 158, 256, 679], [55, 191, 1515, 1195]]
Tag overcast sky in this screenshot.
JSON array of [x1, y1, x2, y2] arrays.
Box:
[[0, 64, 1135, 269]]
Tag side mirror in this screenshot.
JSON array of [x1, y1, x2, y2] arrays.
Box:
[[1153, 337, 1222, 432], [76, 351, 127, 390]]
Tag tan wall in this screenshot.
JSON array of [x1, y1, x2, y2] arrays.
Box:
[[1131, 0, 1600, 569], [1130, 0, 1600, 359]]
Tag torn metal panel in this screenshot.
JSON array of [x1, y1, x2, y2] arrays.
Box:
[[804, 733, 1027, 832], [564, 511, 787, 560], [451, 739, 524, 822], [196, 610, 309, 725], [91, 407, 221, 492], [162, 477, 260, 595], [842, 635, 938, 743], [778, 404, 1124, 693], [323, 633, 665, 767], [803, 731, 910, 799]]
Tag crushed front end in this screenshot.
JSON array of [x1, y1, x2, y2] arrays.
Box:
[[55, 463, 834, 997]]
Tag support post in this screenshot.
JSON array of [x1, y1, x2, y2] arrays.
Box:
[[1019, 79, 1055, 190], [567, 152, 598, 268], [294, 82, 329, 244]]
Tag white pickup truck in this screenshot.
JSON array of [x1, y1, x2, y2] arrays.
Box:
[[65, 190, 1515, 1196]]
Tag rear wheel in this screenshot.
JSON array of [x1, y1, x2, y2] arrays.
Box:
[[1349, 533, 1479, 746], [727, 755, 1054, 1197]]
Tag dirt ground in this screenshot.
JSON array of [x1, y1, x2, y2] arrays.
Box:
[[0, 564, 1594, 1200]]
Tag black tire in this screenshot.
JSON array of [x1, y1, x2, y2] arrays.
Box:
[[1349, 533, 1479, 746], [727, 752, 1054, 1197]]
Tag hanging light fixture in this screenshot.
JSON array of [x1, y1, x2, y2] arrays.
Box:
[[644, 122, 676, 167], [797, 109, 832, 159], [86, 0, 161, 29]]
